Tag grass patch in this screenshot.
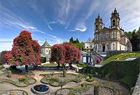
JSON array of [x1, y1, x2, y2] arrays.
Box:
[[41, 63, 58, 67], [0, 66, 4, 70], [101, 52, 140, 65], [77, 62, 86, 68]]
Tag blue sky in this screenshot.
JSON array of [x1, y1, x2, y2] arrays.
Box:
[[0, 0, 140, 52]]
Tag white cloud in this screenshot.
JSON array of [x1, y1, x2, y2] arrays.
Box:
[[0, 42, 13, 52], [69, 21, 87, 32], [85, 0, 100, 19], [0, 6, 48, 35], [0, 38, 13, 42], [47, 24, 53, 30], [75, 27, 87, 32]]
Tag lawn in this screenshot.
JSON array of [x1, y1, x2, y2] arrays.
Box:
[[41, 63, 58, 67], [100, 52, 140, 65]]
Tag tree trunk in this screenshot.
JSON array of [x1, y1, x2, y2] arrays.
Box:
[[69, 63, 73, 69], [25, 65, 28, 72], [57, 62, 60, 69], [63, 64, 67, 70]]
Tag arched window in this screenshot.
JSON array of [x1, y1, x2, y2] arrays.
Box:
[[96, 25, 98, 30], [113, 20, 115, 26]]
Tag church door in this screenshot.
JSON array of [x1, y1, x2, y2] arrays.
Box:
[[103, 44, 105, 52]]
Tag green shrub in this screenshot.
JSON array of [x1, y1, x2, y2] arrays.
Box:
[[77, 63, 86, 67], [0, 66, 4, 70], [81, 57, 140, 80], [130, 87, 135, 94], [7, 70, 12, 78], [67, 92, 76, 95], [80, 57, 140, 93], [86, 78, 94, 82], [120, 75, 137, 89], [51, 77, 59, 82], [18, 77, 27, 82], [41, 57, 46, 63], [89, 74, 93, 79], [75, 77, 81, 83]]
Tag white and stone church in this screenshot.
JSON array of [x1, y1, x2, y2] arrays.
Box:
[[41, 40, 51, 62], [93, 8, 132, 52]]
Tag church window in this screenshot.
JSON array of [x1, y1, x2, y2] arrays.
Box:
[[103, 31, 106, 41], [107, 44, 109, 50], [106, 34, 109, 39], [111, 32, 113, 38], [114, 31, 116, 38], [96, 25, 98, 30], [90, 45, 92, 48], [46, 50, 48, 52], [113, 20, 115, 26], [113, 43, 116, 50]]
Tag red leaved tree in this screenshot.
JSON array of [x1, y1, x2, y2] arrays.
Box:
[[5, 30, 41, 72], [50, 43, 81, 69], [63, 43, 81, 69], [50, 44, 65, 68]]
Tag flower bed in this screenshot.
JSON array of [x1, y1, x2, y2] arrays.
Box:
[[0, 74, 36, 87], [1, 89, 28, 95], [40, 73, 85, 87], [55, 83, 94, 95]]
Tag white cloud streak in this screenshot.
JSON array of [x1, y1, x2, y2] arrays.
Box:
[[0, 42, 13, 52]]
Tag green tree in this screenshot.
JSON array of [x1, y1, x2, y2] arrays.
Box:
[[125, 27, 140, 51], [69, 37, 74, 43], [76, 38, 79, 43], [0, 51, 8, 65]]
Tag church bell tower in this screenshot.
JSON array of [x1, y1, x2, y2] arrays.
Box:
[[111, 8, 120, 29], [94, 14, 103, 32]]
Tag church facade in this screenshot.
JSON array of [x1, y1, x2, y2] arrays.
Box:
[[94, 8, 132, 52]]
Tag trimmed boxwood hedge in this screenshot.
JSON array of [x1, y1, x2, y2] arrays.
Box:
[[1, 89, 28, 95], [80, 57, 140, 91], [55, 82, 94, 95], [120, 75, 137, 90], [0, 66, 4, 70], [86, 78, 94, 82], [40, 73, 85, 87], [0, 77, 36, 87]]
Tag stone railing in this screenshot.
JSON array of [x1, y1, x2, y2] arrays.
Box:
[[132, 74, 140, 95]]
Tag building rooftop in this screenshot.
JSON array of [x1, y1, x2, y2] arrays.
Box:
[[42, 40, 51, 48]]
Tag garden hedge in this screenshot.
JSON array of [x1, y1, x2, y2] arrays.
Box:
[[80, 57, 140, 91]]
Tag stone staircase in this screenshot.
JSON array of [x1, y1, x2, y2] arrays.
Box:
[[96, 52, 107, 57]]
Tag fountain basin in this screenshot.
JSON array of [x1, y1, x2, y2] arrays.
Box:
[[31, 84, 50, 94]]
